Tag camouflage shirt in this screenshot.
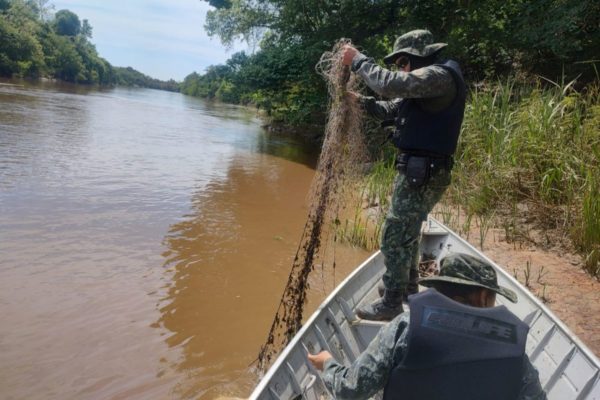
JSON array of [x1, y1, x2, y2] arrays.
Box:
[[321, 312, 547, 400], [350, 53, 458, 119]]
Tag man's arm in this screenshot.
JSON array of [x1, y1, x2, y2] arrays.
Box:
[[309, 313, 409, 400], [517, 355, 547, 400], [357, 95, 402, 120], [342, 45, 455, 101], [353, 54, 454, 100]]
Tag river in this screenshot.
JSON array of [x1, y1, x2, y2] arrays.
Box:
[[0, 81, 369, 399]]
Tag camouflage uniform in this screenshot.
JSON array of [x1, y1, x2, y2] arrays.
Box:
[[320, 253, 547, 400], [350, 32, 457, 300]]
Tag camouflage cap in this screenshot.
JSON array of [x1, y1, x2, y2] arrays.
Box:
[[383, 29, 447, 64], [419, 253, 518, 303]]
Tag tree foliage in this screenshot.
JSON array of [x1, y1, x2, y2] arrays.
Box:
[[0, 1, 113, 83], [0, 14, 44, 76], [0, 0, 180, 90], [397, 0, 599, 80], [114, 66, 179, 92], [188, 0, 599, 127], [205, 0, 400, 47], [3, 0, 593, 117], [53, 8, 79, 36]]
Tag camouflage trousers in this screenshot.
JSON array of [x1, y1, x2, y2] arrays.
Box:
[[381, 167, 451, 292]]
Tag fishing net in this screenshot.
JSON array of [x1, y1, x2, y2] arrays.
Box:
[[257, 39, 366, 371]]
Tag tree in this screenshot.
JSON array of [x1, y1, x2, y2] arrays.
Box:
[[0, 0, 11, 12], [52, 34, 85, 81], [53, 9, 80, 36], [203, 0, 401, 48], [81, 18, 92, 38], [0, 1, 169, 86], [226, 51, 248, 72], [0, 5, 45, 76], [28, 0, 54, 21]]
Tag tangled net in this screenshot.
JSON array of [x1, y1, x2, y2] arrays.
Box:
[[257, 39, 366, 371]]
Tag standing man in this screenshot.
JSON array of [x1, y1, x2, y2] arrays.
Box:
[[341, 30, 467, 321], [308, 253, 546, 400]]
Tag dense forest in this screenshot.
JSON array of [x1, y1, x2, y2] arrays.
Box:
[[0, 0, 176, 89], [113, 66, 179, 92]]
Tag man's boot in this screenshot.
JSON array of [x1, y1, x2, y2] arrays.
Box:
[[356, 289, 404, 321]]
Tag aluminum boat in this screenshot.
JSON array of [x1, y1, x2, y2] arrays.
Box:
[[251, 217, 600, 400]]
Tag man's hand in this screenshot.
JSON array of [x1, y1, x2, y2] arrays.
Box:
[[341, 45, 358, 66], [307, 351, 333, 371]]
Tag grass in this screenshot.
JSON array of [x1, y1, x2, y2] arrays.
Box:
[[335, 155, 395, 251], [446, 77, 600, 277], [339, 77, 600, 278]]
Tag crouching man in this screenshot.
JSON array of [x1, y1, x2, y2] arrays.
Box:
[[308, 253, 546, 399]]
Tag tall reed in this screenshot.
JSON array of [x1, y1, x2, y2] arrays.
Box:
[[452, 78, 600, 276]]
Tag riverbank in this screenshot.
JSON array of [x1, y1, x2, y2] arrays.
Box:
[[0, 72, 179, 92]]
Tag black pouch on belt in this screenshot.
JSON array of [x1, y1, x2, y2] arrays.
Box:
[[405, 156, 430, 187]]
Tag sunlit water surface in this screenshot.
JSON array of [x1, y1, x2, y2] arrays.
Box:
[[0, 81, 368, 399]]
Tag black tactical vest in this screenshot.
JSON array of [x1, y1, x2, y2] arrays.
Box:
[[383, 290, 528, 400], [391, 60, 466, 156]]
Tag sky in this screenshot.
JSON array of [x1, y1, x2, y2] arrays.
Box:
[[51, 0, 246, 81]]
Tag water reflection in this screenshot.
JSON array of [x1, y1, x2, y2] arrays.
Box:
[[253, 130, 318, 167], [157, 150, 316, 398]]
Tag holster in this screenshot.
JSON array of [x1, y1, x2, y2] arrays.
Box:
[[396, 152, 453, 188]]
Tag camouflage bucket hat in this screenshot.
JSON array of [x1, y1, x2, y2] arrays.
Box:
[[419, 253, 518, 303], [383, 29, 447, 64]]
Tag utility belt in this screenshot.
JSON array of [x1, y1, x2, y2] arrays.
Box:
[[395, 151, 454, 187]]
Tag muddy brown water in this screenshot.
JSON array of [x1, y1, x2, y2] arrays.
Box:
[[0, 80, 368, 399]]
